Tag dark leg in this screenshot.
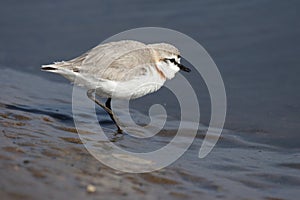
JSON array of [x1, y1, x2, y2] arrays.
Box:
[[105, 98, 122, 133], [87, 90, 123, 133], [105, 98, 112, 109]]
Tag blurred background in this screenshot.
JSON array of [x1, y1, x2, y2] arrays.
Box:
[[1, 0, 299, 142], [0, 0, 299, 199]]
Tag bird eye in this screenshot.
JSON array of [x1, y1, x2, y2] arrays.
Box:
[[163, 58, 177, 64], [169, 58, 175, 63]]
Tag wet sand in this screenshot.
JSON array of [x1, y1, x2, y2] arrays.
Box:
[[0, 69, 299, 200]]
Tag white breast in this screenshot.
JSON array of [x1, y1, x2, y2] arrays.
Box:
[[94, 66, 166, 99]]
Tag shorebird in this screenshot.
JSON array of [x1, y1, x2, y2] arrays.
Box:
[[41, 40, 190, 133]]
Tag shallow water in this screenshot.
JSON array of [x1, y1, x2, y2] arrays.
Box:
[[1, 68, 299, 199], [0, 0, 300, 199]]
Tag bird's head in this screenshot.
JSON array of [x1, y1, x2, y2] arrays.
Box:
[[148, 43, 191, 79]]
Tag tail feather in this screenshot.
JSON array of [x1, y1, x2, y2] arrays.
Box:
[[41, 61, 75, 72], [41, 63, 80, 84], [41, 65, 57, 71], [41, 64, 58, 71], [41, 62, 102, 89]]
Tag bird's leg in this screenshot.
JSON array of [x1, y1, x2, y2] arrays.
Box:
[[87, 90, 123, 133], [105, 97, 112, 110], [105, 98, 123, 133]]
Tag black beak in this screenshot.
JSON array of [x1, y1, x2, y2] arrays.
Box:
[[178, 63, 191, 72]]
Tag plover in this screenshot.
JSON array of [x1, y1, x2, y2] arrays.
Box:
[[41, 40, 190, 133]]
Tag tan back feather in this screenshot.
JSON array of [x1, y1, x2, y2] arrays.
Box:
[[62, 40, 180, 81]]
